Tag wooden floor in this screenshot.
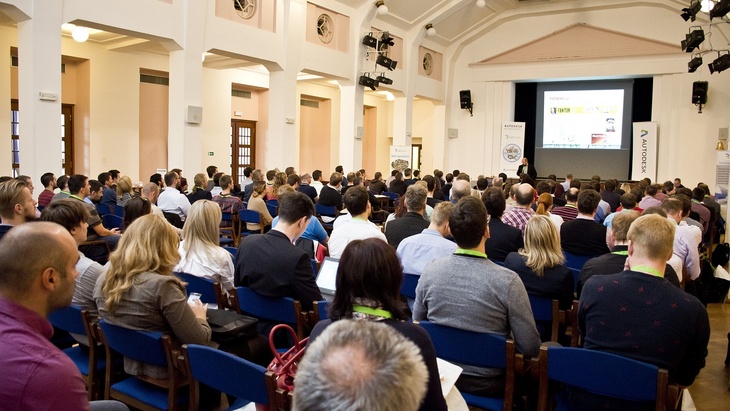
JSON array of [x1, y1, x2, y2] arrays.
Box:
[[687, 302, 730, 410]]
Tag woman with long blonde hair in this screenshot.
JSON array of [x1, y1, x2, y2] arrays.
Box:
[[535, 192, 563, 230], [115, 175, 135, 207], [175, 200, 235, 291], [94, 214, 210, 378], [246, 180, 273, 232], [504, 215, 573, 310], [267, 172, 287, 201]]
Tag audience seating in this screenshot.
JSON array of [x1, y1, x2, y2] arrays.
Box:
[[182, 344, 279, 411], [266, 201, 278, 217], [102, 214, 124, 231], [381, 191, 399, 212], [563, 251, 597, 291], [233, 286, 309, 339], [238, 209, 264, 237], [97, 320, 188, 411], [113, 205, 125, 217], [220, 212, 237, 246], [175, 272, 218, 307], [314, 204, 336, 233], [96, 203, 112, 216], [162, 211, 184, 229], [308, 300, 329, 326], [527, 295, 559, 343], [400, 272, 419, 311], [558, 300, 581, 347], [79, 239, 112, 265], [47, 306, 103, 400], [537, 346, 682, 411], [223, 246, 238, 262], [419, 320, 518, 411]]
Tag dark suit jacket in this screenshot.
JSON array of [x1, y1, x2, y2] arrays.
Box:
[[243, 183, 255, 202], [601, 190, 621, 212], [577, 245, 680, 298], [384, 212, 430, 249], [369, 180, 387, 195], [516, 164, 537, 180], [485, 218, 524, 262], [560, 218, 609, 256], [389, 180, 407, 197], [186, 189, 212, 204], [441, 183, 452, 201], [298, 184, 317, 202], [318, 186, 343, 210], [0, 224, 13, 242], [234, 230, 322, 312]]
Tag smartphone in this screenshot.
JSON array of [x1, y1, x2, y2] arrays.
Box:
[[187, 293, 202, 304]]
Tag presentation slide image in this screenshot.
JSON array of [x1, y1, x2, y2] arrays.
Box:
[[543, 89, 624, 149]]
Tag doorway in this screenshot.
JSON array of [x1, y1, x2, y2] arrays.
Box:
[[231, 119, 256, 186]]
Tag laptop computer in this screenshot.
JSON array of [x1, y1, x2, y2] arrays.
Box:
[[315, 257, 339, 300]]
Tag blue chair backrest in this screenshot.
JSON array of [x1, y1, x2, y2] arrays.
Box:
[[48, 305, 86, 335], [221, 212, 233, 224], [419, 320, 506, 369], [185, 344, 269, 405], [545, 347, 660, 402], [315, 204, 337, 217], [314, 300, 329, 321], [239, 209, 261, 224], [175, 272, 217, 304], [102, 214, 124, 230], [266, 199, 278, 207], [266, 203, 278, 217], [400, 273, 419, 299], [223, 246, 238, 262], [382, 191, 399, 201], [113, 205, 125, 217], [236, 286, 297, 324], [96, 203, 112, 216], [528, 294, 554, 322], [563, 251, 594, 270], [99, 320, 167, 367]]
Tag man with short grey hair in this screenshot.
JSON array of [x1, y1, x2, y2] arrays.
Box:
[[292, 320, 428, 411], [501, 183, 535, 236], [397, 202, 457, 275], [449, 179, 472, 204], [385, 184, 429, 249]]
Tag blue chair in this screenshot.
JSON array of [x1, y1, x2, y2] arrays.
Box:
[[527, 295, 559, 342], [382, 191, 400, 212], [563, 251, 597, 291], [175, 272, 218, 306], [419, 320, 516, 411], [47, 306, 103, 400], [400, 273, 419, 311], [183, 344, 278, 411], [233, 286, 307, 339], [314, 203, 337, 218], [96, 203, 112, 216], [266, 200, 278, 217], [113, 204, 125, 217], [537, 346, 680, 411], [312, 300, 329, 323], [223, 246, 238, 263], [102, 214, 124, 230], [238, 209, 264, 236], [97, 320, 187, 411], [220, 212, 237, 246]]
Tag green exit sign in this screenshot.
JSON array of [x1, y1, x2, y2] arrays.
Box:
[[208, 151, 214, 156]]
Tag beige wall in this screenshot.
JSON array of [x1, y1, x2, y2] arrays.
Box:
[[362, 106, 377, 175], [299, 97, 331, 174], [139, 82, 169, 180]]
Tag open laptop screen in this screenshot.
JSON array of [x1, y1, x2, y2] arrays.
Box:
[[316, 257, 339, 296]]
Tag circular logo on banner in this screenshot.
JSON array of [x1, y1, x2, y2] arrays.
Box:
[[503, 144, 522, 162]]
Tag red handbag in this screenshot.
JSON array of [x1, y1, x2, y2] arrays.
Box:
[[267, 324, 309, 392]]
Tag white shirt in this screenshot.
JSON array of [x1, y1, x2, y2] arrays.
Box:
[[175, 241, 235, 291], [310, 181, 324, 196], [157, 187, 191, 220], [328, 218, 387, 258]]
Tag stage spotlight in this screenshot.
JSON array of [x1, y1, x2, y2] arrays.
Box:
[[681, 0, 702, 21], [708, 52, 730, 74], [681, 28, 705, 52], [359, 75, 379, 91], [710, 0, 730, 19], [376, 75, 393, 85], [688, 56, 703, 72], [376, 54, 397, 70], [362, 34, 378, 48], [380, 32, 395, 48]]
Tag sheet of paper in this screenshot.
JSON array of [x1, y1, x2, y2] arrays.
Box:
[[436, 357, 463, 397]]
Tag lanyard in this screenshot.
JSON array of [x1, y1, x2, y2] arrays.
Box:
[[611, 250, 629, 255], [352, 305, 393, 319], [632, 265, 663, 278], [454, 249, 488, 259], [69, 194, 83, 201]]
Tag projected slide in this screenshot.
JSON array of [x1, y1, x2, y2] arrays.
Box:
[[543, 89, 624, 149]]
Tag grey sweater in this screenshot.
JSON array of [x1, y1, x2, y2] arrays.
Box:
[[413, 253, 541, 377]]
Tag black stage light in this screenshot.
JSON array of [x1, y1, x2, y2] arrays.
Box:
[[681, 28, 705, 52], [358, 75, 379, 91], [681, 0, 702, 21], [362, 34, 378, 48], [376, 75, 393, 85], [710, 0, 730, 19], [688, 56, 703, 73], [376, 54, 397, 70], [380, 32, 395, 48], [708, 53, 730, 74]]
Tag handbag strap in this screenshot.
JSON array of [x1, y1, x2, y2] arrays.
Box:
[[269, 324, 299, 363]]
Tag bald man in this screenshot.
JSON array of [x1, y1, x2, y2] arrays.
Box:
[[0, 223, 127, 410], [501, 183, 536, 236]]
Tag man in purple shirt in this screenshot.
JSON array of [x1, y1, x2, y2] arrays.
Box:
[[0, 222, 127, 411]]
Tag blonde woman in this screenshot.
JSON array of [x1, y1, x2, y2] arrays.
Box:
[[246, 180, 273, 232], [174, 200, 235, 292], [504, 215, 573, 310], [93, 214, 211, 379], [535, 192, 563, 230], [115, 175, 135, 207], [267, 172, 287, 201], [186, 172, 212, 204]]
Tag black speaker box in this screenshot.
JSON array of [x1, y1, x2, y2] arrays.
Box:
[[692, 81, 708, 105], [459, 90, 472, 109]]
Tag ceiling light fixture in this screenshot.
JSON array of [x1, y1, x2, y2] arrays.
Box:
[[476, 0, 487, 8], [708, 51, 730, 74], [710, 0, 730, 19], [681, 0, 702, 21], [701, 0, 715, 13], [71, 25, 89, 43], [359, 75, 379, 91], [425, 23, 436, 37], [375, 1, 388, 16], [681, 27, 705, 52], [688, 55, 703, 72]]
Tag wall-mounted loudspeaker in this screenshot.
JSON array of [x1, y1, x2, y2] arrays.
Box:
[[692, 81, 708, 105], [459, 90, 472, 109]]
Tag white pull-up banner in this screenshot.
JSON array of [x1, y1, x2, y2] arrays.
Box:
[[631, 122, 657, 181], [499, 122, 525, 177]]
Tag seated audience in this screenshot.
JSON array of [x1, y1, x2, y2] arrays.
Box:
[[94, 214, 211, 379], [115, 176, 135, 207], [0, 223, 128, 411], [0, 179, 36, 241], [309, 239, 447, 411], [99, 172, 117, 207], [318, 172, 344, 211], [245, 180, 273, 233], [389, 171, 407, 196], [328, 186, 386, 258], [482, 187, 523, 262], [385, 184, 430, 249], [175, 200, 235, 292], [298, 173, 318, 202], [505, 215, 573, 310], [502, 183, 535, 236], [661, 198, 701, 281], [369, 172, 387, 195], [550, 187, 579, 222], [212, 174, 244, 229], [122, 196, 151, 231], [414, 196, 540, 396], [535, 192, 563, 230], [560, 189, 609, 256], [449, 179, 472, 204], [578, 214, 709, 409], [187, 173, 213, 204], [37, 172, 57, 209], [397, 202, 457, 275], [157, 171, 191, 222]]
